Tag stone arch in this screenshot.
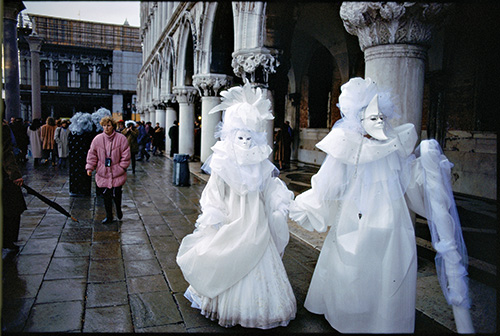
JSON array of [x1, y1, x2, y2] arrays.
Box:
[[205, 2, 234, 75], [176, 14, 197, 86]]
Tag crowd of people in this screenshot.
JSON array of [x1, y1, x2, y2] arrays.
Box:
[[3, 116, 167, 171]]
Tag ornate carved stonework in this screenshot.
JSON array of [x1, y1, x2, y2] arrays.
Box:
[[173, 86, 198, 105], [340, 2, 451, 51], [161, 93, 177, 105], [192, 74, 232, 97], [231, 47, 280, 84]]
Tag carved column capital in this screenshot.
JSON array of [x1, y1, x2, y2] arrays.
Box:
[[340, 2, 451, 51], [192, 74, 233, 97], [231, 47, 281, 86], [161, 93, 177, 106], [173, 86, 198, 105], [25, 34, 44, 53]]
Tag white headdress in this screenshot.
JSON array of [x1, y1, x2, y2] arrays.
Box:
[[336, 77, 399, 135], [203, 81, 277, 195], [209, 81, 274, 137], [91, 107, 112, 132]]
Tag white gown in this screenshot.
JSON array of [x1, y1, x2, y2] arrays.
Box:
[[177, 142, 296, 329], [290, 123, 472, 333], [290, 123, 420, 333]]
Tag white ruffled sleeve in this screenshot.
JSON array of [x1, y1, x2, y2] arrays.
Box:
[[406, 139, 474, 334], [263, 176, 294, 257], [195, 172, 227, 230], [289, 155, 342, 233]]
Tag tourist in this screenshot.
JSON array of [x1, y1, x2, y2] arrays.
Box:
[[86, 116, 131, 223]]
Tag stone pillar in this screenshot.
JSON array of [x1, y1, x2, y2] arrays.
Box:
[[155, 103, 166, 128], [232, 47, 280, 149], [163, 94, 177, 157], [173, 86, 197, 157], [193, 74, 232, 163], [25, 33, 44, 121], [165, 95, 178, 158], [3, 0, 25, 121], [148, 105, 156, 125], [340, 2, 450, 132]]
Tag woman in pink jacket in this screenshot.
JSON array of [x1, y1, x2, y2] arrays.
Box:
[[86, 116, 131, 223]]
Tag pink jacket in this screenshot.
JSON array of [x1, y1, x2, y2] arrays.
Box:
[[86, 131, 131, 188]]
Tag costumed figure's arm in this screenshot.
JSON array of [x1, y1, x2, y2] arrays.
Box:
[[263, 175, 294, 257], [406, 139, 474, 334], [289, 155, 343, 233], [195, 172, 227, 231]]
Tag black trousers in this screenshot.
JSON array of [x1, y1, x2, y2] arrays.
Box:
[[102, 186, 122, 218]]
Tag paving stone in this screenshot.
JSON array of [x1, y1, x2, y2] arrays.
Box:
[[174, 292, 220, 330], [1, 298, 35, 332], [30, 225, 63, 239], [164, 267, 189, 293], [122, 244, 155, 261], [124, 259, 162, 277], [91, 242, 122, 260], [2, 274, 43, 299], [127, 274, 170, 294], [121, 230, 149, 244], [120, 221, 145, 232], [14, 254, 52, 275], [19, 237, 58, 255], [23, 301, 84, 332], [156, 251, 179, 270], [44, 257, 89, 280], [129, 291, 183, 329], [136, 323, 187, 333], [60, 227, 93, 242], [86, 281, 129, 308], [36, 279, 86, 303], [83, 305, 133, 333], [92, 231, 120, 242], [149, 236, 179, 252], [141, 215, 166, 225], [53, 242, 91, 257], [88, 259, 125, 282]]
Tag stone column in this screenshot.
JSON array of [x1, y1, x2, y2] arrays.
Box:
[[173, 86, 197, 157], [232, 47, 281, 149], [193, 74, 232, 163], [3, 0, 25, 121], [25, 34, 44, 121], [163, 94, 177, 157], [148, 105, 156, 125], [340, 2, 450, 132], [154, 102, 166, 128]]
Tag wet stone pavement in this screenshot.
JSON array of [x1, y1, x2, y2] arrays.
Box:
[[1, 155, 491, 333]]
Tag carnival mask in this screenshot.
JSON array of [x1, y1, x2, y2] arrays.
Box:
[[234, 129, 253, 149], [361, 94, 388, 141]]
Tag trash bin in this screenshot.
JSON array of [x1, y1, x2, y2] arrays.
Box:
[[172, 154, 191, 186]]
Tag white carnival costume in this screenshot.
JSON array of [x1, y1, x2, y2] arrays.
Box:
[[289, 77, 474, 333], [176, 82, 297, 329]]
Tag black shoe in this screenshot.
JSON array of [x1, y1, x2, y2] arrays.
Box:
[[117, 209, 123, 220], [101, 217, 113, 224]]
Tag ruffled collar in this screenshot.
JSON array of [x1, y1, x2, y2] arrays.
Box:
[[208, 140, 275, 195], [316, 123, 417, 165]]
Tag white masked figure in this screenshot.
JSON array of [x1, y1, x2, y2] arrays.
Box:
[[289, 77, 473, 333], [176, 82, 296, 329]]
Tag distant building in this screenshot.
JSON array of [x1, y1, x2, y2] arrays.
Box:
[[17, 13, 142, 121], [138, 2, 497, 200]]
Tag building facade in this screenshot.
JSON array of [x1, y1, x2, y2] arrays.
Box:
[[137, 2, 497, 200], [17, 14, 142, 121]]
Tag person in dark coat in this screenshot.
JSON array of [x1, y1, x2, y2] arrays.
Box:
[[123, 121, 139, 173], [10, 117, 29, 163], [2, 122, 27, 253], [168, 120, 179, 157]]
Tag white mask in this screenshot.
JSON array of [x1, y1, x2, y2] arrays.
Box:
[[361, 94, 388, 141], [234, 129, 253, 149]]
